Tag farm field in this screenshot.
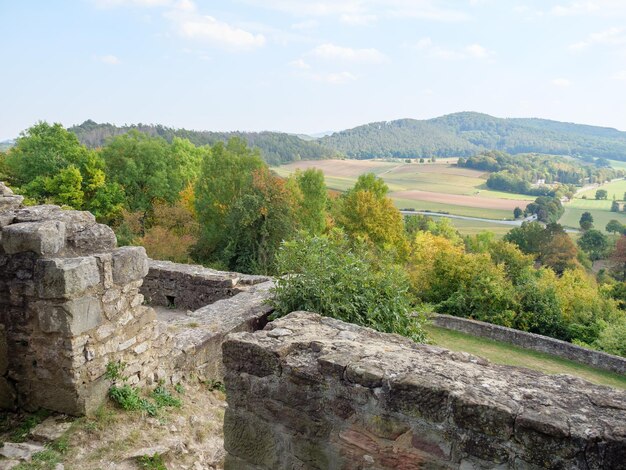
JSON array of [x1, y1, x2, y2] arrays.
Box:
[[275, 159, 529, 222], [559, 179, 626, 231]]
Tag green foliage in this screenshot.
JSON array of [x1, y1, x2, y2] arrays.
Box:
[[271, 231, 426, 343], [606, 219, 625, 234], [593, 318, 626, 356], [138, 453, 168, 470], [611, 200, 620, 212], [220, 167, 298, 274], [4, 122, 123, 220], [596, 189, 608, 200], [580, 211, 594, 230], [525, 196, 564, 223], [101, 131, 192, 213], [151, 385, 182, 408], [105, 361, 180, 416], [108, 385, 158, 416], [193, 138, 265, 262], [293, 168, 328, 235], [577, 229, 609, 261], [513, 207, 523, 218], [105, 360, 127, 381], [426, 251, 517, 326]]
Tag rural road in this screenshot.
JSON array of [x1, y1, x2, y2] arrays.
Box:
[[399, 210, 535, 226]]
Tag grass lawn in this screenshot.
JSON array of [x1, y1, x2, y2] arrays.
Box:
[[560, 189, 626, 231], [577, 178, 626, 200], [426, 325, 626, 389], [442, 218, 513, 237], [393, 197, 513, 219]]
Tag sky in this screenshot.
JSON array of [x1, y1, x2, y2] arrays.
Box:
[[1, 0, 626, 140]]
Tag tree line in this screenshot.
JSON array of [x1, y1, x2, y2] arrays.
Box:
[[459, 150, 623, 197]]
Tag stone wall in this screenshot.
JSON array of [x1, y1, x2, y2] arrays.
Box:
[[432, 314, 626, 375], [0, 184, 159, 414], [141, 259, 269, 311], [0, 183, 274, 416], [222, 312, 626, 470]]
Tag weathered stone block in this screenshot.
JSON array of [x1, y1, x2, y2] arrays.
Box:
[[2, 220, 66, 256], [222, 312, 626, 470], [111, 246, 148, 285], [36, 296, 103, 335], [36, 257, 100, 299]]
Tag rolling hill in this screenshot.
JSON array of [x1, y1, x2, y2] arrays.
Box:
[[45, 112, 626, 164], [320, 112, 626, 160]]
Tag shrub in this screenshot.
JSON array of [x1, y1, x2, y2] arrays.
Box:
[[270, 230, 426, 342]]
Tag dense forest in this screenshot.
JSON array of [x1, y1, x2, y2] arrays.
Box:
[[320, 112, 626, 160], [68, 120, 336, 165], [2, 121, 626, 358]]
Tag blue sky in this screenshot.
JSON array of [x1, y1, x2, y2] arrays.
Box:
[[1, 0, 625, 140]]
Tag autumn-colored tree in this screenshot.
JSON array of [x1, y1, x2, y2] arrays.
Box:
[[336, 173, 406, 253], [540, 233, 579, 275], [406, 231, 464, 295], [221, 167, 298, 274], [139, 199, 199, 263]]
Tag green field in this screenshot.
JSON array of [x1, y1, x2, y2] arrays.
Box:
[[559, 179, 626, 231], [392, 198, 513, 220], [427, 325, 626, 389]]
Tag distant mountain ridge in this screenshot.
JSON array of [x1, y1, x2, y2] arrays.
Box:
[[320, 112, 626, 160], [64, 113, 626, 163]]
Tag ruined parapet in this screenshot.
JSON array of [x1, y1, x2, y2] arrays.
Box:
[[222, 312, 626, 469], [141, 259, 270, 311], [0, 182, 275, 415], [0, 183, 157, 414]]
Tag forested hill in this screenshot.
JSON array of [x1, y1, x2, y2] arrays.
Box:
[[320, 112, 626, 160], [64, 113, 626, 163], [68, 120, 336, 165]]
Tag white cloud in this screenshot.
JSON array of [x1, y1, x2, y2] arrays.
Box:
[[99, 54, 121, 64], [240, 0, 470, 23], [414, 38, 494, 60], [569, 27, 626, 51], [165, 3, 266, 50], [465, 44, 490, 58], [552, 78, 571, 87], [290, 58, 311, 69], [611, 70, 626, 80], [311, 43, 386, 63]]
